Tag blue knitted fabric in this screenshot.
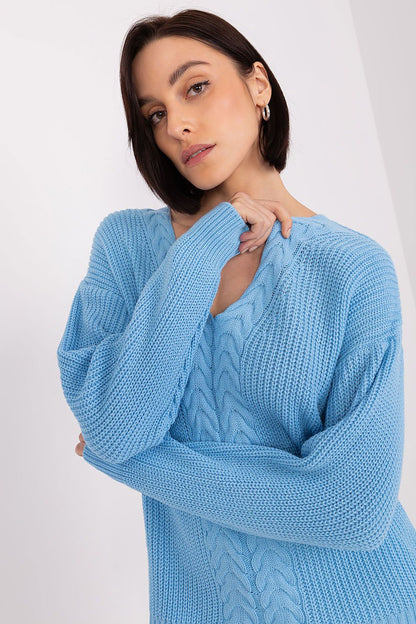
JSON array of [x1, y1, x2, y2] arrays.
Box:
[[57, 201, 416, 623]]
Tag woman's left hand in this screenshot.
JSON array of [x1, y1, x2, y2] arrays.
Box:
[[75, 432, 85, 457]]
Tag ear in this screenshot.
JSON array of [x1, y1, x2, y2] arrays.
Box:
[[247, 61, 272, 109]]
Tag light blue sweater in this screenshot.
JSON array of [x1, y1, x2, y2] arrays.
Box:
[[57, 201, 416, 623]]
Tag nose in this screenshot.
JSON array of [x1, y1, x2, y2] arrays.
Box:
[[165, 104, 193, 139]]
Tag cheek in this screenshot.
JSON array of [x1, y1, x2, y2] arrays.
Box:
[[211, 91, 258, 142], [153, 134, 171, 159]]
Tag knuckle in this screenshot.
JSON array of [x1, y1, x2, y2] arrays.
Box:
[[235, 191, 248, 200]]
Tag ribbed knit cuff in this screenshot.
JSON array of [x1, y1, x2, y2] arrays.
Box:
[[174, 201, 248, 270], [83, 445, 129, 485]]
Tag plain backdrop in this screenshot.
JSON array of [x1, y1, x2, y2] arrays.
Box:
[[1, 1, 415, 622]]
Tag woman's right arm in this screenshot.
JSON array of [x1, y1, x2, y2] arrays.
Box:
[[80, 240, 404, 551], [57, 201, 249, 464]]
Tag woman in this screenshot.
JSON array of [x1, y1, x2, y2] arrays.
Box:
[[57, 8, 416, 624]]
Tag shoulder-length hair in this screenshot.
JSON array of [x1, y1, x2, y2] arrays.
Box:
[[119, 8, 290, 214]]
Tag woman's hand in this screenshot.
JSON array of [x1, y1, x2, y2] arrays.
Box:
[[228, 191, 292, 254], [73, 195, 291, 455], [75, 432, 85, 457]]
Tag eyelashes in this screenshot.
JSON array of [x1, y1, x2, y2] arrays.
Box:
[[146, 80, 211, 127]]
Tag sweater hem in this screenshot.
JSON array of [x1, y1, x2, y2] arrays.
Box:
[[147, 602, 416, 624]]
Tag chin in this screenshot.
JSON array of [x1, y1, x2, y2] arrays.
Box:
[[186, 169, 235, 192]]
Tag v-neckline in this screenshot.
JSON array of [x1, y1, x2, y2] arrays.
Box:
[[207, 231, 276, 323], [160, 206, 327, 324]]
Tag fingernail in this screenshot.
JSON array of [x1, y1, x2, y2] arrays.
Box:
[[248, 245, 259, 253], [286, 227, 292, 237], [240, 248, 249, 254]]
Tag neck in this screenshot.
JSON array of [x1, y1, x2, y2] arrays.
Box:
[[170, 167, 314, 232]]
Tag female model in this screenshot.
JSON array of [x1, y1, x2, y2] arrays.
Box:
[[57, 9, 416, 624]]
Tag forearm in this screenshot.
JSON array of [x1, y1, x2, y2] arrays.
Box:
[[58, 202, 247, 463]]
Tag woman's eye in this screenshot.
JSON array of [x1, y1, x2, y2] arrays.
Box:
[[146, 81, 210, 127], [186, 80, 210, 97], [147, 110, 165, 126]]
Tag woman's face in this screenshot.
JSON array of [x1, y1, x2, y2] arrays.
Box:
[[132, 36, 270, 192]]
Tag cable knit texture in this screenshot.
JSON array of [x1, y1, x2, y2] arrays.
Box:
[[57, 201, 416, 623]]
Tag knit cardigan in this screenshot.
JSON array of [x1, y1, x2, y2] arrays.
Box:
[[57, 201, 416, 624]]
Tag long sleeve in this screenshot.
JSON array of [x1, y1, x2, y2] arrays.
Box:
[[83, 328, 404, 551], [57, 202, 248, 463], [82, 243, 405, 552]]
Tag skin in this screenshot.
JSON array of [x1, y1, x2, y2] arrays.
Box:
[[75, 35, 316, 458], [133, 35, 316, 233], [76, 432, 85, 456]]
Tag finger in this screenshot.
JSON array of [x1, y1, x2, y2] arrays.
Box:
[[255, 199, 292, 238], [240, 218, 275, 253], [237, 194, 291, 245], [231, 191, 275, 232], [229, 193, 279, 253], [239, 193, 275, 226], [75, 441, 85, 456], [240, 208, 275, 250], [239, 206, 275, 234], [244, 219, 274, 246], [238, 198, 276, 247]]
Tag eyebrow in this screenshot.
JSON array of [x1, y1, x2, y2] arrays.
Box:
[[138, 60, 211, 107]]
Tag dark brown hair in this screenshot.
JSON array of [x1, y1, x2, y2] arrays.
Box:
[[119, 8, 290, 214]]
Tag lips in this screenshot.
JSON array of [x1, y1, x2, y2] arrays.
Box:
[[182, 144, 215, 164]]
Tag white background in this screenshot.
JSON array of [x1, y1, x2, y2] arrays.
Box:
[[1, 1, 415, 622]]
